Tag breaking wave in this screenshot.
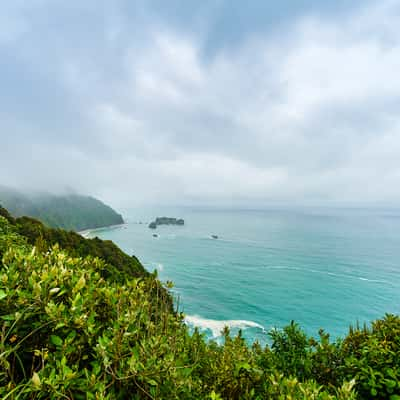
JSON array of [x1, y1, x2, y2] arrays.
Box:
[[185, 315, 265, 339]]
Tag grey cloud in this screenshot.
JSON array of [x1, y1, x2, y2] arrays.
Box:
[[1, 0, 400, 207]]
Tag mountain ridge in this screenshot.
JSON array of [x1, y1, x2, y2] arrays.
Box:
[[0, 186, 124, 231]]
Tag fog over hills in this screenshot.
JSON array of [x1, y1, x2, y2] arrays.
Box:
[[0, 186, 123, 231]]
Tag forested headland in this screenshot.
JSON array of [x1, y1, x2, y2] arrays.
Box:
[[0, 186, 124, 231]]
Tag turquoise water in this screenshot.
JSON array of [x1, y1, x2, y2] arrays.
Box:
[[87, 207, 400, 344]]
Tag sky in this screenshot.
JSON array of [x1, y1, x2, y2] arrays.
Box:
[[1, 0, 400, 208]]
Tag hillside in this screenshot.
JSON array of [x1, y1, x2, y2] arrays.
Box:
[[0, 205, 146, 280], [0, 186, 124, 231], [1, 204, 400, 398]]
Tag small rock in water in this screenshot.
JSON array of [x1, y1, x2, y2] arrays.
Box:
[[153, 234, 158, 238], [211, 235, 218, 239]]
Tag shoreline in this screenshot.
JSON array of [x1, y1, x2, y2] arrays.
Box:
[[78, 223, 126, 238]]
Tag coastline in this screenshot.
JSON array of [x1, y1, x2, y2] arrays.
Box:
[[78, 223, 126, 238]]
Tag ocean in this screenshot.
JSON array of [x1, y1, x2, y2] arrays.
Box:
[[86, 206, 400, 345]]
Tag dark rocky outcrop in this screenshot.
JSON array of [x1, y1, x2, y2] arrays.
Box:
[[149, 221, 157, 229], [148, 217, 184, 229]]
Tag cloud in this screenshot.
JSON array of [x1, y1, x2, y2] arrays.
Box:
[[1, 0, 400, 207]]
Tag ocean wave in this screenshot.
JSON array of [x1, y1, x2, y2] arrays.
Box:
[[263, 265, 390, 285], [358, 277, 386, 283], [157, 263, 164, 271], [185, 315, 265, 338], [142, 262, 164, 272]]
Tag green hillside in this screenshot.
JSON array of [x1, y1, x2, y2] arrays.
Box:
[[0, 187, 124, 231], [0, 205, 399, 399]]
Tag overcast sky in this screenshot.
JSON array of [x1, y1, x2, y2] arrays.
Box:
[[1, 0, 400, 208]]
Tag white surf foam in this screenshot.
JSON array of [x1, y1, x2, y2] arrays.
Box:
[[358, 277, 386, 283], [157, 263, 164, 271], [185, 315, 265, 338], [263, 265, 390, 285]]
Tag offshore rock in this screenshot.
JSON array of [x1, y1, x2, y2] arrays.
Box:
[[148, 217, 184, 229]]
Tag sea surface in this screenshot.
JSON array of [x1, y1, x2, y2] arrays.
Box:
[[86, 207, 400, 345]]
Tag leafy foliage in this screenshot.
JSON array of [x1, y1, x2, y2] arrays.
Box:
[[341, 316, 400, 399], [268, 321, 312, 380], [0, 211, 398, 399]]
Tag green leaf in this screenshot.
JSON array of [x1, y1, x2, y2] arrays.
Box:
[[1, 314, 15, 321], [386, 379, 397, 389], [0, 289, 6, 300], [66, 330, 77, 343], [234, 362, 251, 377], [50, 335, 63, 347], [32, 372, 41, 388]]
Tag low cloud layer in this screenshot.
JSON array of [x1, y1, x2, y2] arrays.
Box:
[[1, 0, 400, 207]]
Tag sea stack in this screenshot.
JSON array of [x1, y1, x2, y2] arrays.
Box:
[[148, 217, 185, 229]]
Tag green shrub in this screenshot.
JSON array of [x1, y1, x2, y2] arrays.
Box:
[[309, 330, 345, 389], [268, 321, 312, 381], [0, 241, 192, 398], [341, 315, 400, 398]]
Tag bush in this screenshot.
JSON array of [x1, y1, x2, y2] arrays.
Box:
[[0, 240, 188, 398], [268, 321, 312, 381], [341, 315, 400, 398]]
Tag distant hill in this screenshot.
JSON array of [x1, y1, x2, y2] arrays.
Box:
[[0, 186, 124, 231]]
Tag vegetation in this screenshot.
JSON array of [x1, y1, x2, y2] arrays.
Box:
[[0, 186, 124, 231], [0, 207, 399, 399], [13, 215, 147, 280]]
